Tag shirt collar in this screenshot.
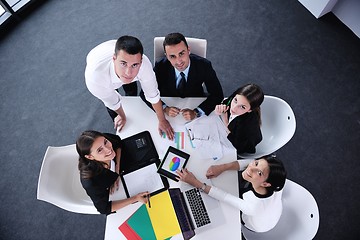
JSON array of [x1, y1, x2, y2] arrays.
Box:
[[174, 60, 191, 79]]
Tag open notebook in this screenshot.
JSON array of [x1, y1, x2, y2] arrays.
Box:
[[119, 131, 169, 197]]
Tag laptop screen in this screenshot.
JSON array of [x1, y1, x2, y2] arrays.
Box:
[[169, 188, 196, 240]]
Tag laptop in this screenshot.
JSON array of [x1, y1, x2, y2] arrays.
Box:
[[169, 183, 226, 239]]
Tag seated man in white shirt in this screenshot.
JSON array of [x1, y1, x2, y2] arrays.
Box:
[[85, 36, 174, 139]]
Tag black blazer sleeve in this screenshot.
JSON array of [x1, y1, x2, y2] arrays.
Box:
[[227, 112, 262, 154], [81, 169, 119, 215], [188, 55, 224, 115]]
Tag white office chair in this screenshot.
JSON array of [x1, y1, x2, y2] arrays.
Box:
[[37, 144, 99, 214], [154, 36, 207, 63], [242, 179, 320, 240], [238, 95, 296, 159]]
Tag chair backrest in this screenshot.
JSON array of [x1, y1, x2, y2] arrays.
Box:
[[242, 179, 320, 240], [153, 36, 207, 63], [37, 144, 99, 214], [238, 95, 296, 159]]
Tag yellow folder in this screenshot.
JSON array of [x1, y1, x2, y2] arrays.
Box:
[[146, 190, 181, 239]]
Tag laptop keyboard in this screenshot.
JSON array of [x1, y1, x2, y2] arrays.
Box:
[[185, 188, 211, 228]]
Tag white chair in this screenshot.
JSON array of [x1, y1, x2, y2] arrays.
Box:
[[154, 36, 207, 63], [242, 179, 320, 240], [238, 95, 296, 159], [37, 144, 99, 214]]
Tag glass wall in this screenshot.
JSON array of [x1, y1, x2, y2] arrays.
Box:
[[0, 5, 6, 16], [0, 0, 32, 25]]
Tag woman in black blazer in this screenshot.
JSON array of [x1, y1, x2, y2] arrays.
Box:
[[76, 130, 148, 215], [215, 84, 264, 154]]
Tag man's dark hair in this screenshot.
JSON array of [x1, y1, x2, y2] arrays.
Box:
[[115, 35, 143, 55], [163, 32, 188, 51]]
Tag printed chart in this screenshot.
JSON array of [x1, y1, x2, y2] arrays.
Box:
[[161, 131, 185, 150]]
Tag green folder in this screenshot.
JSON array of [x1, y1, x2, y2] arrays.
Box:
[[127, 204, 157, 240]]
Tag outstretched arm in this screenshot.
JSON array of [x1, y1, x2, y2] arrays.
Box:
[[206, 161, 240, 179], [114, 106, 127, 132], [111, 192, 149, 212]]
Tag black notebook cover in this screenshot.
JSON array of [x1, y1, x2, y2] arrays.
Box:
[[120, 131, 159, 173]]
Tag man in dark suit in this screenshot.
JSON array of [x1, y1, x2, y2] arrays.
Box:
[[140, 32, 224, 121]]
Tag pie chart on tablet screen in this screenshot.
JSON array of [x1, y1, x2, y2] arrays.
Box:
[[169, 157, 180, 171]]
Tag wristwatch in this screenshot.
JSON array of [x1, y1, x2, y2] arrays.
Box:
[[199, 183, 207, 192]]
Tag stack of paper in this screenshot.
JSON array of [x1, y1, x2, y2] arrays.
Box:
[[184, 114, 236, 160]]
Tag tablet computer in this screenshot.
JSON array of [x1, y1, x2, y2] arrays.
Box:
[[157, 146, 190, 182]]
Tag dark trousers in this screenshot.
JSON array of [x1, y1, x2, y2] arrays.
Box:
[[139, 90, 156, 112], [106, 82, 137, 121]]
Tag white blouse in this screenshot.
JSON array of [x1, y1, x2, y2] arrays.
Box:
[[208, 159, 283, 232]]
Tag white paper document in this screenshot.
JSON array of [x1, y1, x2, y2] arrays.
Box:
[[122, 163, 165, 197], [185, 114, 235, 160]]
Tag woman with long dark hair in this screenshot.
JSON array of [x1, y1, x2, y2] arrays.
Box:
[[215, 83, 264, 154], [76, 130, 148, 215]]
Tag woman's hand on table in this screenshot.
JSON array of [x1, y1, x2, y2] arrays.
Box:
[[206, 162, 240, 179], [176, 168, 203, 188], [206, 165, 225, 179]]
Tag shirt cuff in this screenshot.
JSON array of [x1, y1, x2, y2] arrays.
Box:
[[208, 186, 227, 201], [144, 91, 161, 104], [106, 99, 122, 111], [194, 107, 205, 117]]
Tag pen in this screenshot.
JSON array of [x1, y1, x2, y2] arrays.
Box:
[[187, 128, 193, 140], [147, 194, 151, 208], [226, 97, 232, 106], [186, 129, 195, 148]]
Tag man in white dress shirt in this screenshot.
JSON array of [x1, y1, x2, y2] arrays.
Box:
[[85, 36, 174, 139]]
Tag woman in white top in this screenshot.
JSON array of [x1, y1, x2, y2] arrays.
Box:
[[177, 154, 286, 233]]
